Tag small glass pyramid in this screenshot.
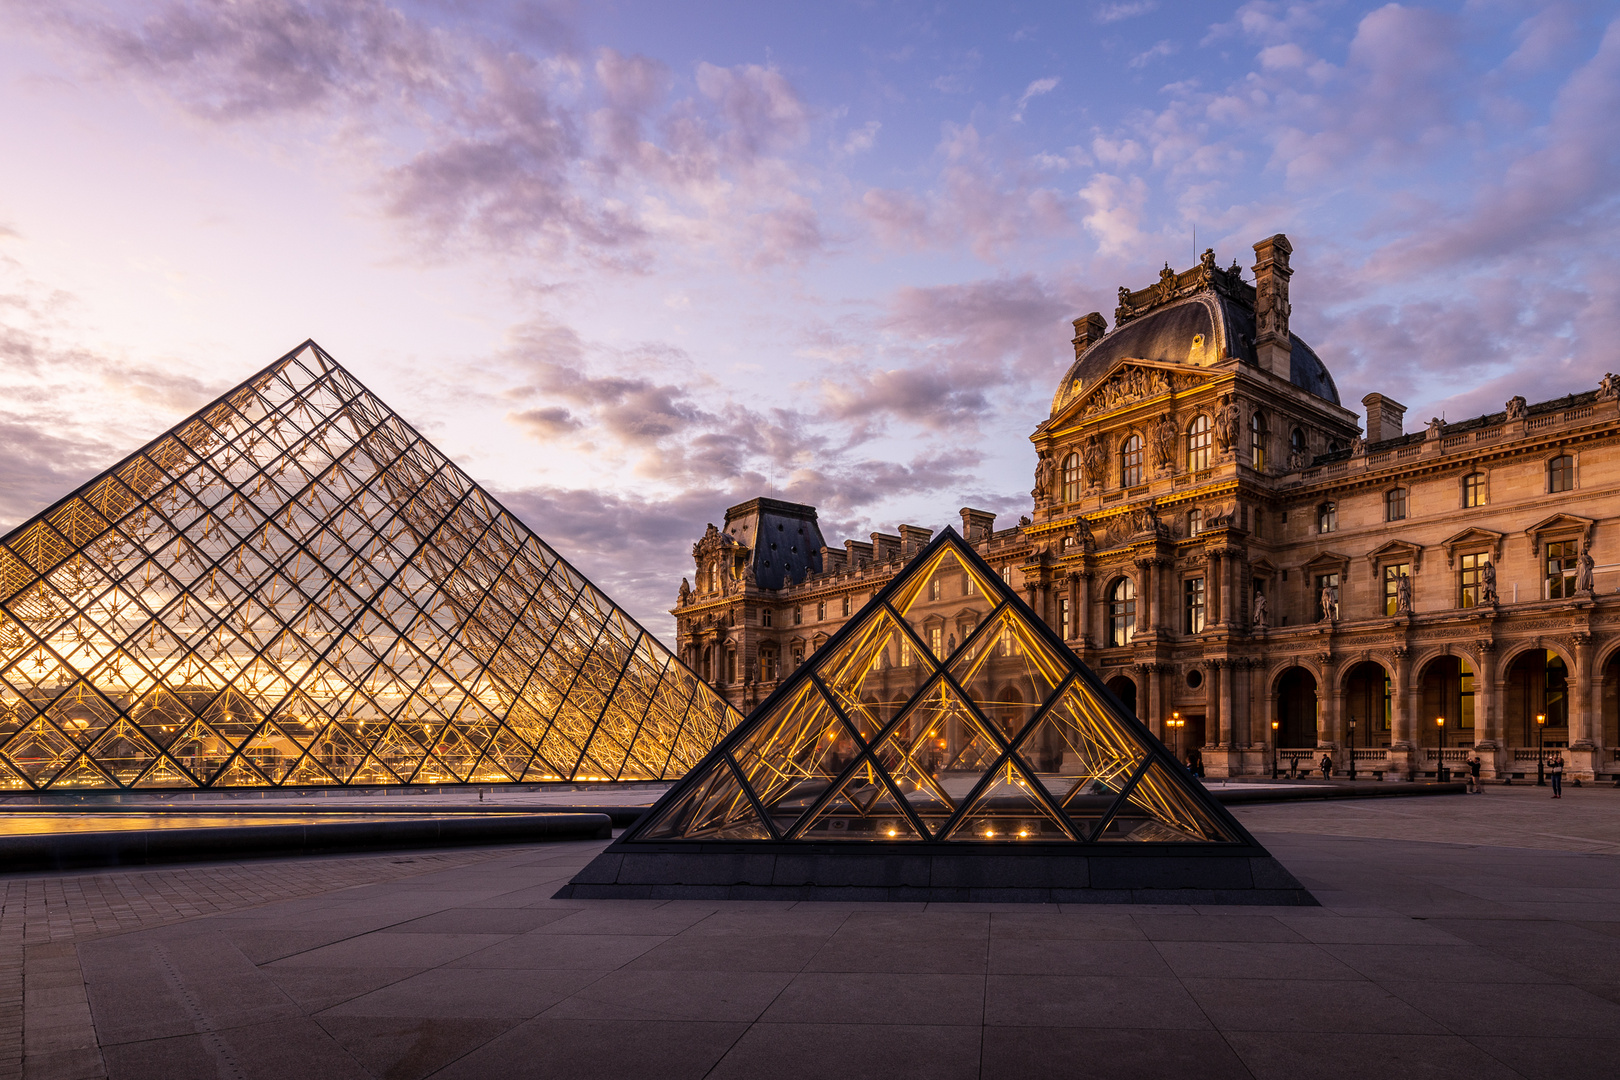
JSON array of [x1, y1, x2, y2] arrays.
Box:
[[0, 341, 739, 790], [625, 528, 1244, 845]]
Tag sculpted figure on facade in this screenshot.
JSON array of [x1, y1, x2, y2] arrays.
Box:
[[1505, 396, 1528, 421], [1481, 560, 1498, 604], [1426, 416, 1444, 441], [678, 577, 691, 605], [1151, 412, 1177, 470], [1319, 584, 1338, 622], [1252, 591, 1268, 629], [1082, 435, 1104, 486], [1349, 434, 1365, 456], [1578, 544, 1595, 592], [1602, 372, 1619, 399], [1216, 395, 1239, 451], [1032, 451, 1056, 503], [1395, 572, 1412, 614]]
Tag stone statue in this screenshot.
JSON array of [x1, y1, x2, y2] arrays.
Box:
[[1505, 396, 1527, 421], [1602, 372, 1619, 400], [1349, 434, 1365, 456], [1152, 412, 1177, 469], [1395, 572, 1412, 614], [1481, 560, 1498, 604], [1018, 514, 1032, 527], [742, 560, 758, 587], [1216, 395, 1239, 451], [1426, 416, 1443, 440], [1578, 544, 1595, 592], [1286, 447, 1308, 471], [1082, 435, 1103, 483], [678, 577, 691, 604], [1319, 584, 1338, 623], [1032, 451, 1056, 502], [1252, 591, 1268, 629]]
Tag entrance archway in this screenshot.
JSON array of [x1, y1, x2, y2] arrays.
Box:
[[1343, 661, 1390, 749], [1505, 650, 1569, 747], [1275, 667, 1317, 748], [1418, 656, 1476, 747]]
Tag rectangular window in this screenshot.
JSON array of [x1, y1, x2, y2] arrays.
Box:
[[1188, 508, 1203, 537], [1184, 577, 1205, 634], [760, 649, 777, 683], [962, 573, 972, 596], [1315, 573, 1340, 620], [1463, 473, 1485, 507], [1549, 455, 1574, 492], [1001, 565, 1013, 586], [1547, 540, 1579, 598], [929, 626, 942, 657], [762, 609, 772, 627], [1318, 502, 1337, 534], [929, 578, 942, 600], [1187, 418, 1213, 472], [816, 601, 825, 621], [1057, 595, 1071, 638], [841, 595, 850, 617], [1459, 552, 1490, 609], [1386, 487, 1406, 521], [793, 606, 802, 625], [1383, 562, 1410, 616], [792, 645, 804, 668], [900, 636, 913, 667]]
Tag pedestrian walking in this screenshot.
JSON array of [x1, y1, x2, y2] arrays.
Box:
[[1186, 747, 1204, 779], [1549, 753, 1564, 798], [1319, 752, 1333, 780], [1466, 753, 1482, 794]]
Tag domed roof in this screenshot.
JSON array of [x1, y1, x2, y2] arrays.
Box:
[[1050, 284, 1338, 417]]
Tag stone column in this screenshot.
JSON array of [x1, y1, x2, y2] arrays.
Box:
[[1390, 646, 1415, 780], [1077, 571, 1093, 646], [1067, 574, 1080, 641], [1218, 660, 1235, 747], [1204, 550, 1220, 628], [1320, 655, 1342, 764], [1140, 662, 1161, 736], [1135, 559, 1154, 636], [1572, 632, 1596, 747], [1474, 639, 1498, 749]]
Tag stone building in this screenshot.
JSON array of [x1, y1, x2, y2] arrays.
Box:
[[674, 234, 1620, 783]]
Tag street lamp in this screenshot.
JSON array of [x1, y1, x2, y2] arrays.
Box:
[[1536, 713, 1546, 786], [1271, 719, 1280, 780], [1167, 711, 1183, 766], [1436, 717, 1448, 783], [1348, 718, 1357, 782]]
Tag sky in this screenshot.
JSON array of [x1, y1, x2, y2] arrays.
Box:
[[2, 0, 1618, 643]]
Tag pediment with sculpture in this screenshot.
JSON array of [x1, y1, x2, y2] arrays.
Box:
[[1062, 362, 1206, 424]]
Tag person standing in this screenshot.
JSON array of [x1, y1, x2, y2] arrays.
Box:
[[1549, 752, 1564, 798], [1466, 753, 1482, 794], [1319, 752, 1333, 780]]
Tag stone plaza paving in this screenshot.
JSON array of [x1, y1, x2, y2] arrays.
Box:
[[4, 784, 1619, 1079]]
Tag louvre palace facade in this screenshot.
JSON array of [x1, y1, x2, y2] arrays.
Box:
[[675, 234, 1620, 783]]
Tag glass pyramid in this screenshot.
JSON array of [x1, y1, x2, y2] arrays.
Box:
[[0, 341, 739, 791], [627, 527, 1244, 845]]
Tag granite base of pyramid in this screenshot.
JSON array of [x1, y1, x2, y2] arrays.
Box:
[[554, 843, 1315, 905]]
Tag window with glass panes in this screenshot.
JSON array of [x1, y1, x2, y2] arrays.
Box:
[[1250, 412, 1266, 470], [929, 625, 943, 657], [1188, 508, 1203, 536], [1383, 562, 1410, 616], [1459, 552, 1490, 608], [1121, 434, 1144, 487], [1061, 452, 1082, 502], [816, 600, 825, 620], [1549, 455, 1574, 492], [1187, 415, 1213, 471], [1318, 502, 1338, 533], [1057, 595, 1071, 638], [1109, 577, 1136, 646], [1547, 540, 1579, 598], [1462, 472, 1485, 507], [1183, 577, 1205, 634], [1386, 487, 1407, 521], [841, 595, 851, 616]]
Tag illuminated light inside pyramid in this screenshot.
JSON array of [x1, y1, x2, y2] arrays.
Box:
[[634, 534, 1242, 844], [0, 342, 739, 790]]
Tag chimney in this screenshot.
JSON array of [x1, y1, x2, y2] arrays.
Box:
[[960, 507, 996, 544], [898, 524, 933, 556], [1070, 313, 1107, 360], [1361, 393, 1407, 443], [1251, 234, 1294, 381]]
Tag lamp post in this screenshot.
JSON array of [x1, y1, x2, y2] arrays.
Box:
[[1348, 719, 1357, 782], [1168, 711, 1183, 767], [1436, 717, 1448, 783], [1536, 713, 1546, 786], [1271, 719, 1280, 780]]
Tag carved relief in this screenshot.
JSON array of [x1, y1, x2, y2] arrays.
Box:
[[1151, 412, 1178, 470], [1114, 250, 1250, 326], [1073, 366, 1201, 421]]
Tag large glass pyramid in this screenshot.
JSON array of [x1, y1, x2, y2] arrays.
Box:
[[0, 341, 739, 791], [619, 527, 1244, 846]]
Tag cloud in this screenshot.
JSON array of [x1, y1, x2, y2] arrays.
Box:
[[1013, 76, 1059, 122], [1129, 40, 1178, 69], [1095, 1, 1158, 24]]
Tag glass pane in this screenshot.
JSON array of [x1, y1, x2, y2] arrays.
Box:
[[1023, 680, 1148, 835], [644, 758, 770, 840], [795, 759, 924, 841], [941, 757, 1076, 841], [731, 683, 860, 835], [888, 547, 1000, 660], [892, 679, 1006, 817], [947, 609, 1068, 741], [814, 607, 936, 741], [1094, 759, 1239, 843]]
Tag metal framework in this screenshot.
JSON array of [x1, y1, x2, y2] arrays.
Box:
[[628, 528, 1245, 845], [0, 341, 739, 791]]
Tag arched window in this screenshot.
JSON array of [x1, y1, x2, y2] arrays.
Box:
[[1120, 434, 1144, 487], [1549, 455, 1574, 493], [1462, 472, 1485, 507], [1250, 412, 1267, 471], [1108, 577, 1136, 647], [1061, 452, 1082, 502], [1186, 415, 1213, 471], [1290, 427, 1307, 464], [1386, 487, 1407, 522]]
